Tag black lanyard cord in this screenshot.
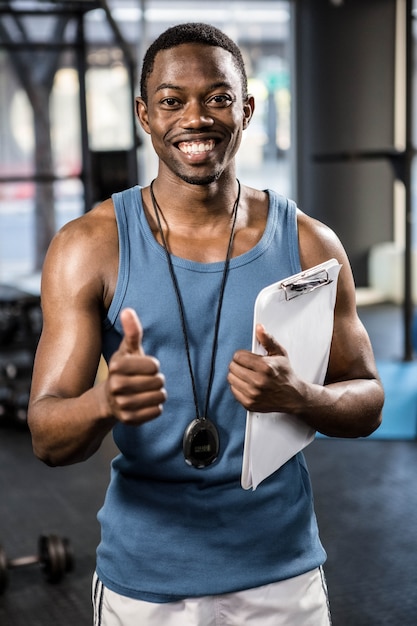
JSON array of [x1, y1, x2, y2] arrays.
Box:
[[149, 180, 241, 421]]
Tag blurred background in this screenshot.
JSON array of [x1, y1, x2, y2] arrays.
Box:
[[1, 0, 417, 298], [0, 1, 416, 625]]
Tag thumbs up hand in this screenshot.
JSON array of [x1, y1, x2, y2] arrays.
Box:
[[106, 308, 167, 425], [227, 323, 305, 415]]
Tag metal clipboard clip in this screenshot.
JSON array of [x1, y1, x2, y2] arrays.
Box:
[[281, 269, 332, 301]]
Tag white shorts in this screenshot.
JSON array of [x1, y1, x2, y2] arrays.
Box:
[[92, 567, 332, 626]]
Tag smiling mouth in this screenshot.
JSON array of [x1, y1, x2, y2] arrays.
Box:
[[177, 139, 216, 154]]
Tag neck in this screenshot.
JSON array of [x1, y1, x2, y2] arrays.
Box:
[[150, 178, 241, 230], [147, 174, 241, 225], [148, 179, 241, 264]]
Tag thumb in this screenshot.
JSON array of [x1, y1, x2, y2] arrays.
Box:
[[120, 308, 145, 355], [255, 323, 287, 357]]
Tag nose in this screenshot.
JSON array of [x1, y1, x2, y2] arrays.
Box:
[[181, 100, 214, 129]]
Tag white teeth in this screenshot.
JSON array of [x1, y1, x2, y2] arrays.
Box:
[[178, 140, 215, 154]]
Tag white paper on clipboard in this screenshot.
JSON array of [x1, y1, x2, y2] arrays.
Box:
[[241, 258, 342, 490]]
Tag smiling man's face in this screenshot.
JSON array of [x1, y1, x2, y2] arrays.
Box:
[[136, 42, 253, 185]]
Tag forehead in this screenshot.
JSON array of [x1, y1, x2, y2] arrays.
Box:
[[149, 43, 242, 92]]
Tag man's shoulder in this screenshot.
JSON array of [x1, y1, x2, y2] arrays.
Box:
[[60, 197, 116, 236], [296, 209, 336, 239], [45, 199, 118, 273], [42, 198, 118, 306], [297, 209, 348, 270]]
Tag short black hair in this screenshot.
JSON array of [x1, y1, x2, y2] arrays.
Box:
[[140, 22, 248, 103]]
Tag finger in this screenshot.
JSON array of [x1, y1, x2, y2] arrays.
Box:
[[255, 323, 287, 357], [120, 308, 145, 355]]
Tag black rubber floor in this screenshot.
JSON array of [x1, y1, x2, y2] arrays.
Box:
[[0, 427, 115, 626], [306, 438, 417, 626], [0, 304, 415, 625]]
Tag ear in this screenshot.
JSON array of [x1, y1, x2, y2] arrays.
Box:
[[136, 97, 151, 135], [242, 95, 255, 130]]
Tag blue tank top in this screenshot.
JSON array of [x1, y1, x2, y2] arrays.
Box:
[[96, 185, 326, 602]]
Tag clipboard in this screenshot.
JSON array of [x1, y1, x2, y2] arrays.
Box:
[[241, 258, 342, 490]]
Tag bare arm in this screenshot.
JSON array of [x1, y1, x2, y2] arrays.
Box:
[[228, 210, 384, 438], [28, 204, 166, 466]]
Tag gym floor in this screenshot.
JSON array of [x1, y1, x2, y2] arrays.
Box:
[[0, 303, 416, 626]]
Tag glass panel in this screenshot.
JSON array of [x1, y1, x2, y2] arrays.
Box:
[[51, 67, 82, 178], [0, 22, 84, 284], [86, 61, 133, 151], [0, 184, 35, 282]]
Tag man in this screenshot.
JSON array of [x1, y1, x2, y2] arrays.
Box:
[[28, 22, 384, 625]]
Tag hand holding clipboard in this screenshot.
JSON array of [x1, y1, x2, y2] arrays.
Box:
[[241, 259, 342, 490]]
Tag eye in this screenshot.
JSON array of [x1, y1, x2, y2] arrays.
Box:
[[160, 97, 181, 108], [207, 94, 234, 108]]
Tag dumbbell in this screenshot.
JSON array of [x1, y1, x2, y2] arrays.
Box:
[[0, 534, 74, 594]]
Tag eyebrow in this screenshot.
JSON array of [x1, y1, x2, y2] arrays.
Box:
[[155, 81, 234, 94]]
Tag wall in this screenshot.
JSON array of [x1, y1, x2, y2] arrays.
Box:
[[294, 0, 403, 286]]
